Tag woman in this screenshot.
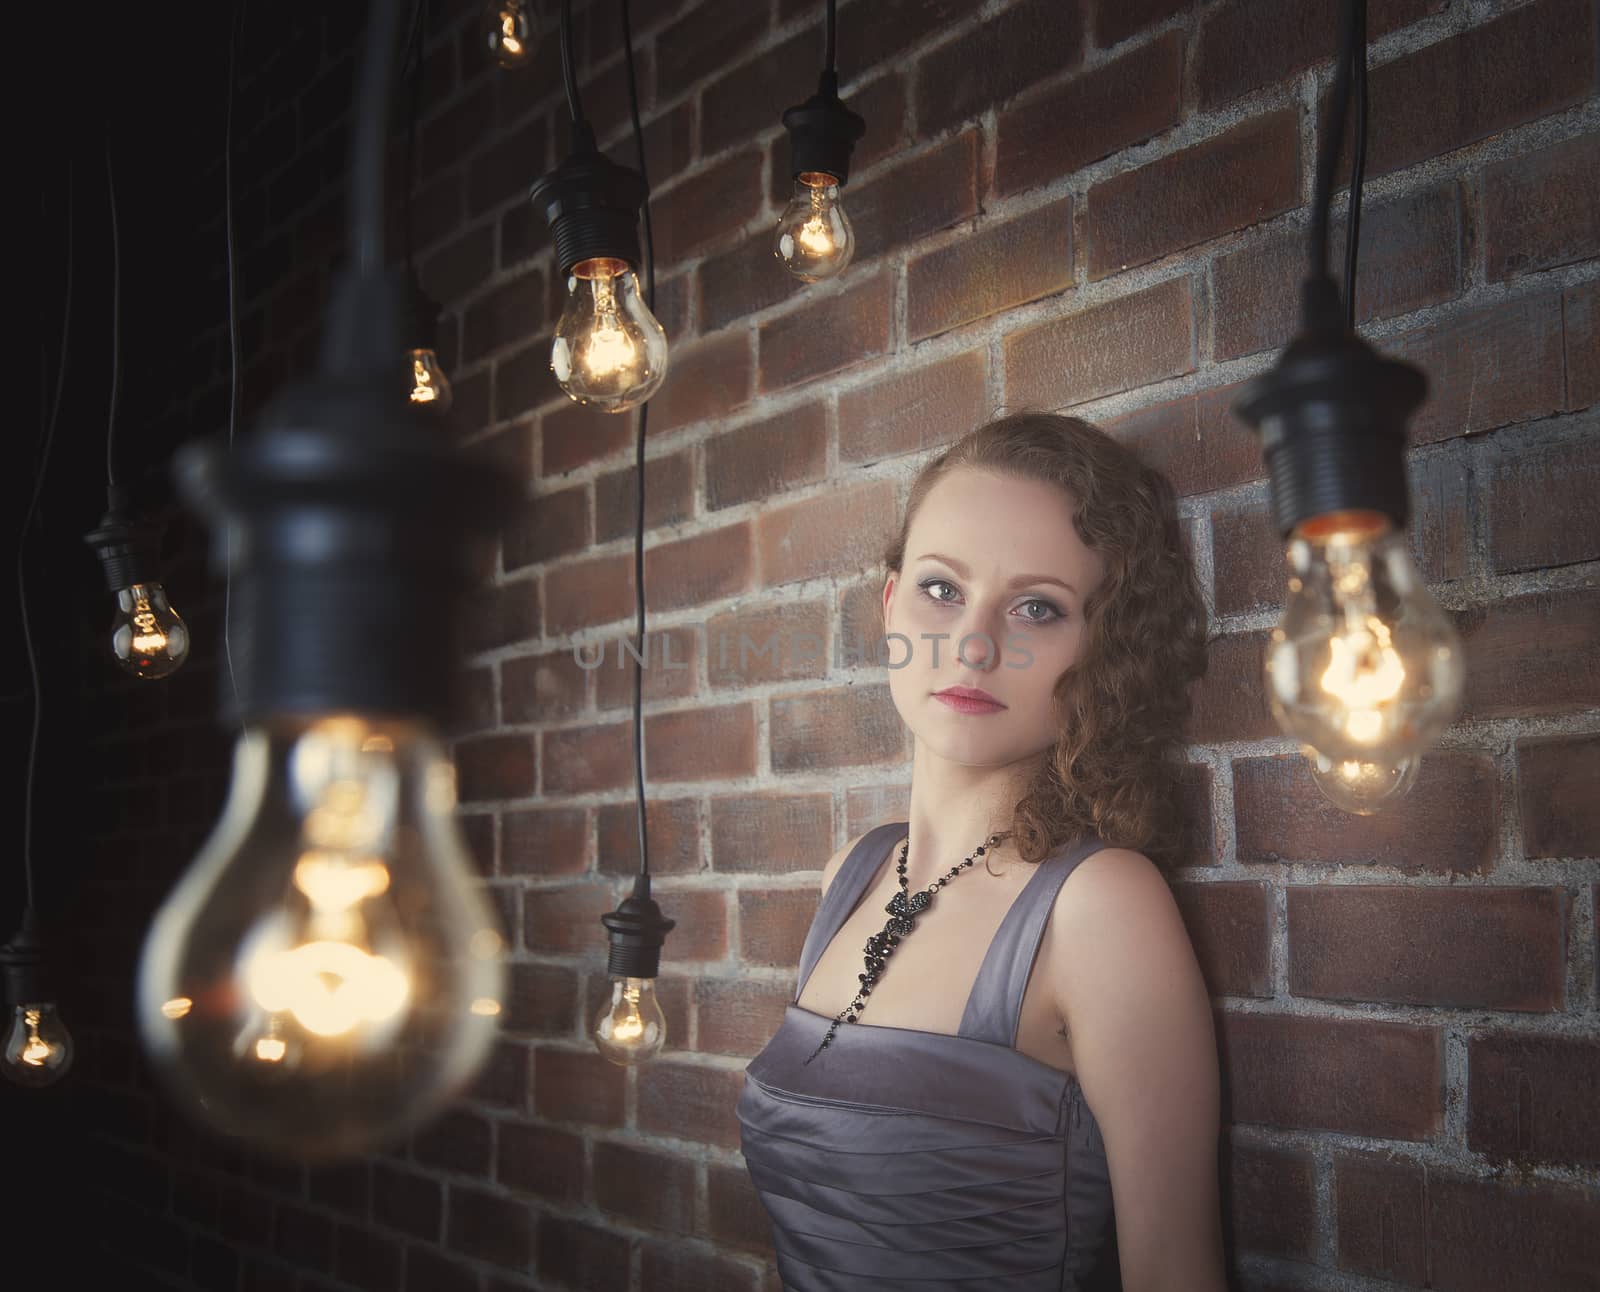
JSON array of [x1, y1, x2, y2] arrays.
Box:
[[736, 413, 1227, 1290]]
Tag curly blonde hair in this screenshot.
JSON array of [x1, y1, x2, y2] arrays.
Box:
[[881, 413, 1210, 872]]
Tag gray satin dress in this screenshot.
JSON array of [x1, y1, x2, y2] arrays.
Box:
[[737, 822, 1123, 1290]]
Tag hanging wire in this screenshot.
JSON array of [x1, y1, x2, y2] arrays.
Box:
[[561, 0, 586, 126], [621, 0, 653, 878], [402, 0, 427, 269], [105, 137, 121, 488], [18, 164, 75, 913], [1310, 0, 1360, 285], [825, 0, 837, 76], [350, 0, 404, 273], [1342, 0, 1369, 330], [223, 0, 246, 725]]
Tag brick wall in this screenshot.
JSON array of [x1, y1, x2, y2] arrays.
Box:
[[16, 0, 1597, 1287]]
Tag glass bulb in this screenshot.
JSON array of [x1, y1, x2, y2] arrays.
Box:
[[550, 258, 668, 413], [408, 349, 454, 412], [1, 1002, 75, 1087], [137, 714, 506, 1163], [774, 173, 855, 282], [1267, 512, 1465, 765], [1304, 745, 1421, 815], [593, 976, 666, 1066], [481, 0, 534, 69], [111, 581, 190, 679]]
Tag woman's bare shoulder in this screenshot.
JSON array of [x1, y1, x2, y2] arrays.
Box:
[[818, 830, 874, 900]]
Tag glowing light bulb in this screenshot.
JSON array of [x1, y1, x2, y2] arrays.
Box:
[[2, 1003, 74, 1088], [408, 349, 454, 412], [774, 172, 855, 282], [137, 714, 506, 1162], [1266, 511, 1464, 765], [551, 258, 668, 413], [110, 580, 190, 679], [593, 976, 667, 1066], [481, 0, 534, 69], [1303, 745, 1421, 815]]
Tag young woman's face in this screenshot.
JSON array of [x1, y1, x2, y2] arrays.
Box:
[[882, 467, 1107, 768]]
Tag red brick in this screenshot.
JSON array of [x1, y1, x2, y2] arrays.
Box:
[[702, 25, 824, 157], [502, 647, 588, 724], [914, 0, 1086, 136], [1484, 132, 1600, 281], [537, 1215, 631, 1292], [494, 337, 562, 420], [1171, 882, 1272, 998], [501, 482, 589, 573], [696, 975, 796, 1056], [1484, 419, 1600, 573], [640, 1241, 761, 1292], [645, 702, 759, 781], [455, 734, 536, 802], [650, 888, 729, 961], [533, 1047, 627, 1127], [1185, 631, 1277, 744], [449, 666, 496, 737], [1234, 751, 1497, 873], [595, 448, 695, 541], [1211, 504, 1284, 618], [638, 1060, 747, 1148], [541, 722, 634, 795], [543, 552, 635, 636], [708, 1161, 779, 1256], [1334, 1150, 1600, 1287], [498, 1122, 586, 1204], [540, 399, 635, 476], [593, 1140, 698, 1234], [1004, 276, 1194, 410], [306, 1162, 368, 1218], [1518, 733, 1600, 858], [505, 961, 580, 1036], [406, 1248, 477, 1292], [644, 522, 755, 613], [656, 0, 769, 93], [1103, 384, 1264, 498], [1567, 278, 1599, 409], [468, 116, 548, 219], [597, 796, 703, 876], [758, 272, 893, 391], [1212, 180, 1463, 361], [371, 1165, 442, 1241], [594, 623, 703, 709], [739, 887, 818, 966], [706, 404, 829, 511], [462, 578, 540, 653], [1172, 761, 1218, 867], [839, 349, 991, 462], [705, 601, 833, 689], [649, 330, 754, 435], [1221, 1011, 1442, 1138], [755, 479, 898, 587], [846, 130, 980, 265], [525, 882, 617, 955], [413, 1108, 492, 1177], [471, 1037, 531, 1110], [1404, 441, 1473, 585], [1088, 110, 1299, 280], [1288, 885, 1568, 1010], [1352, 0, 1598, 180], [1467, 1032, 1600, 1165], [770, 683, 904, 771], [1091, 0, 1189, 46], [1225, 1141, 1317, 1260], [708, 792, 833, 875], [462, 268, 544, 363], [1389, 291, 1567, 446], [844, 71, 912, 173], [906, 195, 1073, 340], [652, 148, 766, 263], [698, 230, 808, 332], [420, 223, 495, 308], [1457, 587, 1600, 720]]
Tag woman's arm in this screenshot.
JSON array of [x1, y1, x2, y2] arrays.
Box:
[[1049, 848, 1229, 1292]]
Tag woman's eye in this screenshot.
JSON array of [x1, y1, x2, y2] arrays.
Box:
[[919, 579, 957, 603], [917, 580, 1063, 624]]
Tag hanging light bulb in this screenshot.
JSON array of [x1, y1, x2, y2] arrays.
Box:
[[1268, 510, 1465, 765], [85, 487, 191, 680], [1, 913, 76, 1089], [551, 257, 666, 412], [774, 172, 855, 282], [481, 0, 534, 69], [1303, 745, 1421, 815], [593, 875, 675, 1067], [400, 276, 453, 414], [408, 349, 453, 410], [138, 714, 505, 1160]]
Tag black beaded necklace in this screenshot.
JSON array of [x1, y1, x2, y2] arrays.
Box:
[[802, 829, 1013, 1065]]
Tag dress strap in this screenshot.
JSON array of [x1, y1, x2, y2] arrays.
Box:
[[793, 823, 905, 1002], [957, 833, 1111, 1047]]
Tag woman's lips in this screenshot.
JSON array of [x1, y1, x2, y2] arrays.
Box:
[[933, 692, 1006, 714]]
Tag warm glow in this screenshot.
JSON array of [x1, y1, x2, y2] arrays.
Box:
[[411, 356, 440, 403], [255, 1036, 287, 1063], [245, 940, 411, 1038], [1320, 622, 1406, 744], [294, 855, 391, 912], [470, 998, 501, 1016], [20, 1011, 51, 1066], [161, 997, 193, 1019]]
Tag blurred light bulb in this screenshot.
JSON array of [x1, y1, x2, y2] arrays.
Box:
[[111, 580, 190, 679], [481, 0, 534, 69], [1303, 745, 1421, 815], [774, 172, 854, 282], [1, 1002, 75, 1087], [408, 349, 454, 412], [593, 976, 666, 1066], [551, 258, 668, 413], [137, 714, 506, 1162], [1267, 511, 1464, 765]]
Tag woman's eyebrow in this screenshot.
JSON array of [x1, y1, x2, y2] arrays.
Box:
[[913, 552, 1077, 595]]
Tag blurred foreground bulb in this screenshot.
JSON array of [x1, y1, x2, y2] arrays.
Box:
[[1, 916, 75, 1088], [481, 0, 533, 68], [551, 258, 667, 413], [594, 976, 666, 1066], [1268, 511, 1464, 766], [775, 172, 854, 282], [408, 348, 454, 411], [137, 714, 506, 1162], [112, 581, 191, 679], [1303, 745, 1420, 815]]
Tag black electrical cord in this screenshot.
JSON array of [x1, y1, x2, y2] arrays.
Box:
[[402, 0, 427, 269], [1310, 0, 1360, 286], [223, 0, 245, 722], [621, 0, 653, 879], [350, 0, 404, 274], [1342, 0, 1368, 330], [825, 0, 837, 76], [105, 137, 121, 488], [561, 0, 586, 127]]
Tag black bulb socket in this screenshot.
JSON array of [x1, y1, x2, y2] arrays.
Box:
[[83, 484, 163, 593], [528, 121, 645, 278], [600, 874, 676, 980], [781, 69, 866, 187], [398, 273, 443, 356], [1233, 275, 1427, 541], [0, 910, 49, 1006]]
